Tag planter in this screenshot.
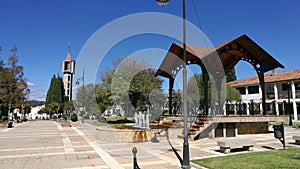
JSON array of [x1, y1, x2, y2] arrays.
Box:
[[61, 121, 71, 127], [0, 122, 13, 128]]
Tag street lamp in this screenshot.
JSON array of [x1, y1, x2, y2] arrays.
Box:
[[156, 0, 190, 168], [156, 0, 169, 6], [76, 69, 86, 114]]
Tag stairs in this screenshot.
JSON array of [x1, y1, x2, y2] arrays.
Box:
[[178, 115, 213, 140], [151, 114, 214, 140], [150, 115, 183, 128]]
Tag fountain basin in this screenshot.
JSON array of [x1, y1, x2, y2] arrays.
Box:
[[95, 125, 182, 143]]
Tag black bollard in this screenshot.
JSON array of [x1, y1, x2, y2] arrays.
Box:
[[132, 147, 140, 169]]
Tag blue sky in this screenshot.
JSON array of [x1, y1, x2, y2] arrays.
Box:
[[0, 0, 299, 101]]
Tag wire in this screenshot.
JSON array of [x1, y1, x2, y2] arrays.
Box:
[[192, 0, 203, 31]]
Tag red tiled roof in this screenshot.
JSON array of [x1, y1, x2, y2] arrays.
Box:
[[228, 69, 300, 87]]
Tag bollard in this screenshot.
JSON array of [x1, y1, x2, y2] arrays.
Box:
[[132, 147, 140, 169]]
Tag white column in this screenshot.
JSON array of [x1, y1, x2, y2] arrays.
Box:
[[274, 83, 279, 115], [246, 102, 250, 115], [259, 86, 263, 114], [260, 102, 263, 114], [234, 104, 237, 115], [223, 103, 226, 115], [223, 123, 226, 137], [291, 81, 298, 120]]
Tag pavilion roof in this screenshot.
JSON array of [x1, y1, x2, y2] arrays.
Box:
[[155, 34, 284, 79]]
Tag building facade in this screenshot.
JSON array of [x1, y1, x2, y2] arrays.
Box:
[[228, 69, 300, 120]]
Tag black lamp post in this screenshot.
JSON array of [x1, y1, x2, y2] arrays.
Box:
[[156, 0, 190, 168]]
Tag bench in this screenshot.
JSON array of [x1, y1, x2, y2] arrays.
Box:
[[217, 139, 256, 154], [293, 136, 300, 145]]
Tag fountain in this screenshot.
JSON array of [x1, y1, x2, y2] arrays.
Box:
[[134, 111, 149, 130], [96, 110, 182, 143]]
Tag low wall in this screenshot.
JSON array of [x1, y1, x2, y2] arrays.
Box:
[[95, 126, 182, 143]]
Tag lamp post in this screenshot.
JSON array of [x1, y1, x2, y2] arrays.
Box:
[[76, 69, 85, 115], [156, 0, 190, 168]]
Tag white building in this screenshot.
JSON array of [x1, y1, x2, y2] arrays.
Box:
[[229, 69, 300, 120], [28, 105, 48, 120]]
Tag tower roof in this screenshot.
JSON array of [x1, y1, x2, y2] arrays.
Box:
[[65, 51, 73, 61]]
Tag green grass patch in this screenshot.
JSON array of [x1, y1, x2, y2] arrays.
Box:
[[275, 121, 297, 127], [192, 148, 300, 169]]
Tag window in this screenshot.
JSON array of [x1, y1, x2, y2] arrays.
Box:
[[236, 87, 246, 95], [282, 83, 291, 91], [248, 85, 259, 94], [64, 62, 70, 71], [295, 82, 300, 90]]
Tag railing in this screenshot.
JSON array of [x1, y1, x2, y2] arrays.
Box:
[[266, 93, 275, 99], [296, 91, 300, 98]]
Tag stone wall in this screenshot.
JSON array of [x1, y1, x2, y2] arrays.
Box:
[[236, 122, 269, 134]]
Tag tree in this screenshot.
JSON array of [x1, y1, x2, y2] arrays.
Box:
[[226, 84, 241, 101], [187, 73, 241, 110], [45, 75, 65, 113], [63, 100, 75, 116], [98, 56, 163, 118], [129, 68, 163, 111], [49, 102, 60, 118], [76, 83, 99, 116], [0, 57, 6, 117], [226, 68, 237, 82], [172, 90, 182, 114], [95, 84, 113, 113], [0, 48, 28, 119]]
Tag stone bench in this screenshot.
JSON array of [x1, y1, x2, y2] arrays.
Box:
[[293, 136, 300, 145], [217, 139, 256, 154]]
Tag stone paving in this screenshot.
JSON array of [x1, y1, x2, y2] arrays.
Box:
[[0, 120, 299, 169]]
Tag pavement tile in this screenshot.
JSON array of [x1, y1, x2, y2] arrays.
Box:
[[1, 120, 300, 169]]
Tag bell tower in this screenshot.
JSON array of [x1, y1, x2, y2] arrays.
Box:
[[62, 45, 75, 100]]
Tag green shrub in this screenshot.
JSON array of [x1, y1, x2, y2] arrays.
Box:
[[70, 113, 78, 122], [62, 114, 67, 120]]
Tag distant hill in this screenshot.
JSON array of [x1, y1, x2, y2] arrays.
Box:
[[25, 100, 45, 106]]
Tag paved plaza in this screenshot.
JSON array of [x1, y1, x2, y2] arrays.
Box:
[[0, 121, 300, 169]]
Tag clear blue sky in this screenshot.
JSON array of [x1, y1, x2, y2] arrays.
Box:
[[0, 0, 299, 101]]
